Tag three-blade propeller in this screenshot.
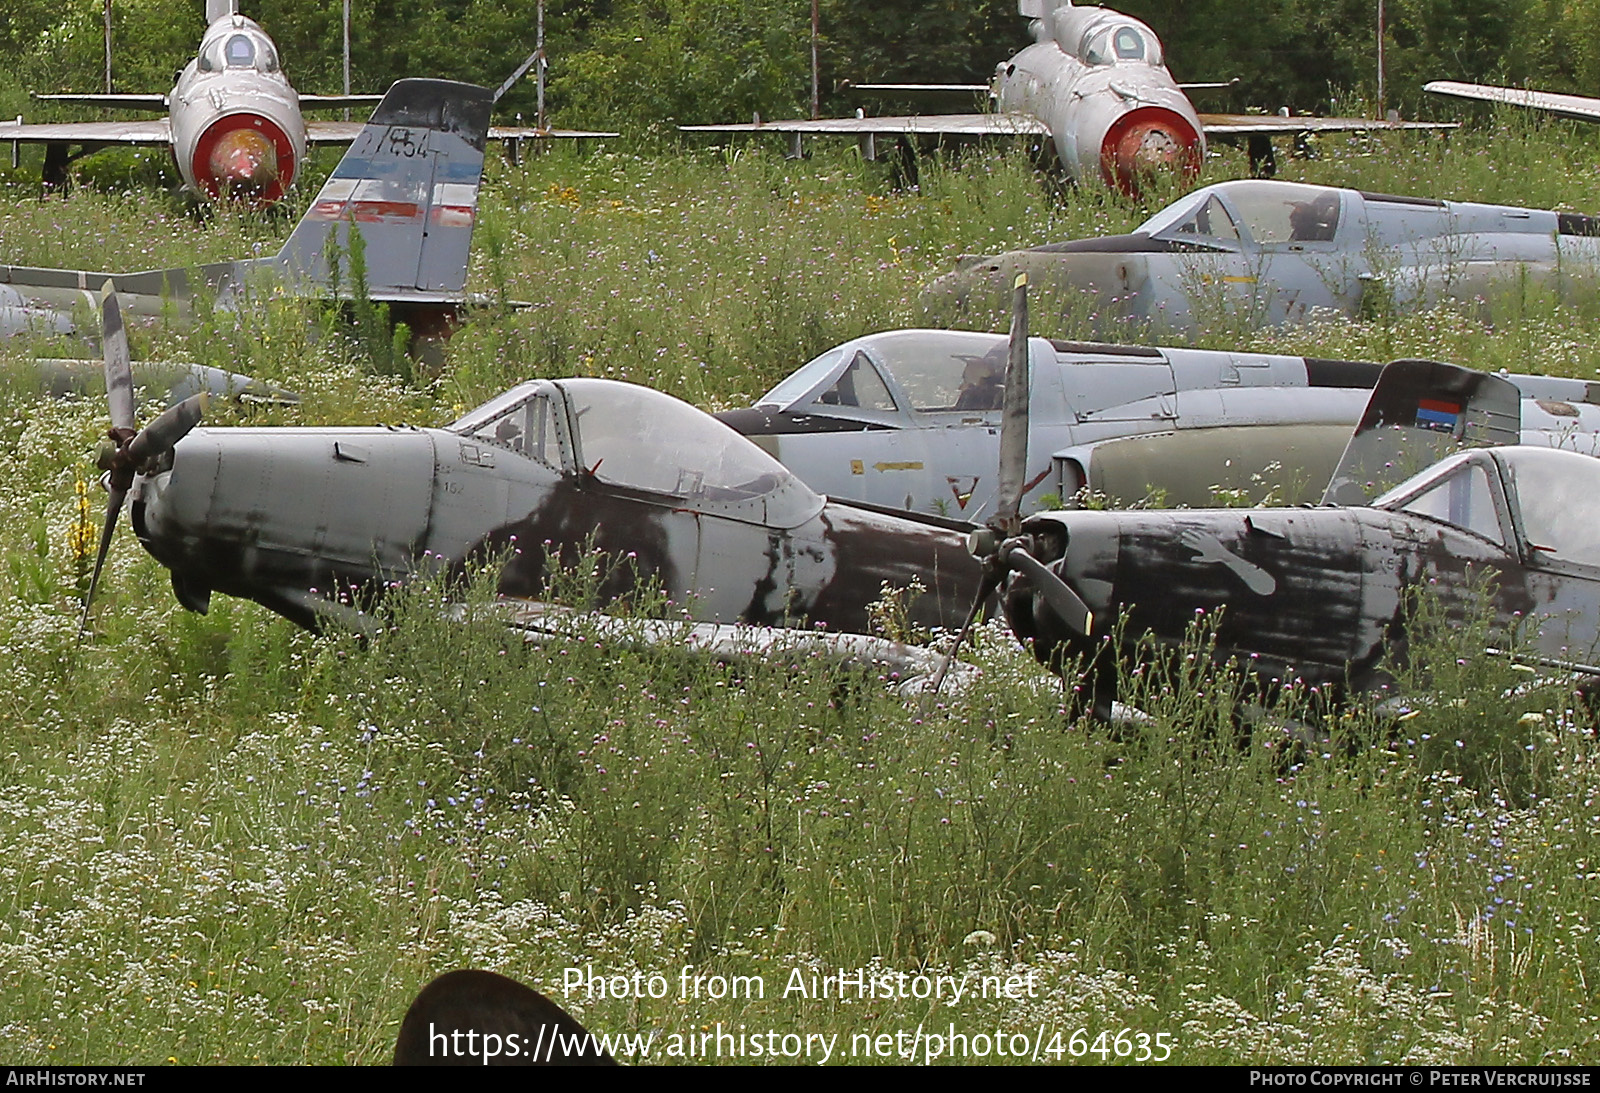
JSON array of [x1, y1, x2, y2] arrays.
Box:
[[79, 282, 208, 634], [925, 273, 1095, 698]]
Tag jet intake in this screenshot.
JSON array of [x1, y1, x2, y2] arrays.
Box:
[[193, 113, 295, 206], [1100, 106, 1201, 196]]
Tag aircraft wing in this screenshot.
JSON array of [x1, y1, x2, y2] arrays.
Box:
[[847, 83, 991, 95], [1423, 80, 1600, 123], [298, 94, 385, 110], [681, 113, 1050, 138], [30, 93, 168, 109], [486, 124, 619, 140], [1199, 113, 1456, 136], [305, 120, 616, 145], [0, 118, 172, 145]]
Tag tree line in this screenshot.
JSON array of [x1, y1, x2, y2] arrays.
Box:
[[0, 0, 1590, 133]]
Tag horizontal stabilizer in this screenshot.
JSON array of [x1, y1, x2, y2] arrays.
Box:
[[29, 93, 168, 109], [848, 83, 991, 95], [298, 94, 386, 110]]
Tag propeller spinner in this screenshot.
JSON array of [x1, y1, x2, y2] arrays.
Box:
[[79, 282, 208, 633]]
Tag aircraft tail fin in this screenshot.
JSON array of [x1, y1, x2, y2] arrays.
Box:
[[1321, 359, 1520, 506], [271, 79, 493, 312], [206, 0, 239, 24]]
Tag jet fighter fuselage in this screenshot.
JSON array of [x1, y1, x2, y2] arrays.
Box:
[[924, 179, 1600, 337], [720, 329, 1600, 521], [990, 0, 1203, 190]]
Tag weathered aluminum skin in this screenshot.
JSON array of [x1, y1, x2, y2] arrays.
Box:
[[130, 378, 982, 634], [923, 180, 1600, 337], [167, 14, 307, 204], [1002, 446, 1600, 702]]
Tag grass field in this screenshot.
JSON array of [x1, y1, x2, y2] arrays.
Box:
[[0, 117, 1597, 1064]]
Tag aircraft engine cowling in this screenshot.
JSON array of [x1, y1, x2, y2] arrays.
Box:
[[1099, 106, 1202, 196], [191, 112, 296, 206]]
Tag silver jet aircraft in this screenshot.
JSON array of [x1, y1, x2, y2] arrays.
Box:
[[922, 178, 1600, 336], [1, 0, 612, 207], [717, 328, 1600, 521], [684, 1, 1445, 195], [0, 77, 494, 347]]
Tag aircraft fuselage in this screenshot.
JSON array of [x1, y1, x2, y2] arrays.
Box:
[[168, 14, 306, 204], [129, 379, 982, 635], [993, 4, 1203, 190], [1004, 446, 1600, 706]]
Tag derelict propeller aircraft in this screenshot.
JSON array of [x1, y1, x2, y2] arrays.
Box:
[[987, 350, 1600, 713], [77, 289, 987, 670], [922, 178, 1600, 338], [890, 276, 1600, 708], [682, 0, 1448, 195], [1, 76, 493, 348], [0, 0, 613, 207], [718, 328, 1600, 522]]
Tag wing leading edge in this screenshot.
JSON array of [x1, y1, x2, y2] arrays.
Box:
[[1199, 113, 1457, 136], [1424, 80, 1600, 124], [681, 113, 1050, 138], [0, 119, 172, 145]]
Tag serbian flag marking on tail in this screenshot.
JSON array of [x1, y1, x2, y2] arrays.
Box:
[[1416, 398, 1461, 433]]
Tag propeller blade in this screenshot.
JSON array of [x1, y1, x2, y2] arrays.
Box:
[[1006, 544, 1094, 637], [100, 281, 135, 433], [126, 393, 208, 465], [78, 483, 128, 636], [922, 570, 1003, 703], [993, 272, 1030, 535]]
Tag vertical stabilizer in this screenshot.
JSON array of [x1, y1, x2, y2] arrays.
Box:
[[274, 79, 493, 305], [1322, 359, 1520, 506], [206, 0, 239, 24]]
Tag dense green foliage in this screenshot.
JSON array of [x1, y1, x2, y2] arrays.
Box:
[[8, 0, 1600, 138]]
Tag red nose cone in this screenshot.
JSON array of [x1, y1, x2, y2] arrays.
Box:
[[209, 128, 278, 190], [1100, 107, 1202, 197], [192, 114, 296, 208]]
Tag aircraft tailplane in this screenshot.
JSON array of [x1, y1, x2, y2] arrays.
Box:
[[272, 79, 493, 313]]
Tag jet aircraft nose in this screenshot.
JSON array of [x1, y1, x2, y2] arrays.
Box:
[[209, 127, 279, 192], [921, 246, 1152, 335], [191, 113, 294, 206], [1100, 107, 1202, 195]]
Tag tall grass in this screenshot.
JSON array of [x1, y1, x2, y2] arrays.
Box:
[[0, 122, 1596, 1063]]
